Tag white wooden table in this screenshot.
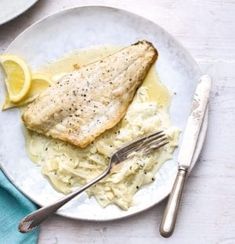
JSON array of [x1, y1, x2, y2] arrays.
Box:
[[1, 0, 235, 243]]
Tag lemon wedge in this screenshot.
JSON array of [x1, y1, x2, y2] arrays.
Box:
[[2, 73, 52, 110], [0, 55, 31, 103]]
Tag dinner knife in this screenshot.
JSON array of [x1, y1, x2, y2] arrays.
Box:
[[159, 75, 211, 237]]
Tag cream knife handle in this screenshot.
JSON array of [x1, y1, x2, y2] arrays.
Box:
[[160, 166, 187, 237]]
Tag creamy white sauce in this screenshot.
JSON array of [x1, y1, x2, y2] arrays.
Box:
[[25, 87, 179, 210]]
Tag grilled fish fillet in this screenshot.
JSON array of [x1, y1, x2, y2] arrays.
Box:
[[22, 40, 158, 148]]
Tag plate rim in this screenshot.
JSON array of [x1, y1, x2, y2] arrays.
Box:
[[1, 4, 207, 222], [0, 0, 38, 26]]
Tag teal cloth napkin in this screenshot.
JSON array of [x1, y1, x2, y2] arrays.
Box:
[[0, 170, 39, 244]]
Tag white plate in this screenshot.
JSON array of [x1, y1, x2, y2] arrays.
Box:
[[0, 0, 38, 25], [0, 6, 207, 221]]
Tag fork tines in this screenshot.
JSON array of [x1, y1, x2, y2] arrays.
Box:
[[143, 137, 169, 154], [118, 131, 169, 161]]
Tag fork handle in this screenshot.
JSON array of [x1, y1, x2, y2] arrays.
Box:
[[159, 166, 187, 237], [18, 169, 109, 233]]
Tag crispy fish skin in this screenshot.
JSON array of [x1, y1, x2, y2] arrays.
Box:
[[22, 40, 158, 148]]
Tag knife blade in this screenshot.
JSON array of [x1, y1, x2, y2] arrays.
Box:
[[160, 75, 211, 237], [178, 75, 211, 168]]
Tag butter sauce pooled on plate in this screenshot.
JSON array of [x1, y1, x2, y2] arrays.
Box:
[[25, 45, 179, 210], [38, 46, 170, 108]]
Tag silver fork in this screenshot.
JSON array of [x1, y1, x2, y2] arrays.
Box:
[[19, 130, 168, 233]]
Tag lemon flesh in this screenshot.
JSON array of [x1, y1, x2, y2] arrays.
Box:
[[0, 55, 31, 103], [2, 73, 52, 110]]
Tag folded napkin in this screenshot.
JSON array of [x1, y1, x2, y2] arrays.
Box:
[[0, 170, 39, 244]]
